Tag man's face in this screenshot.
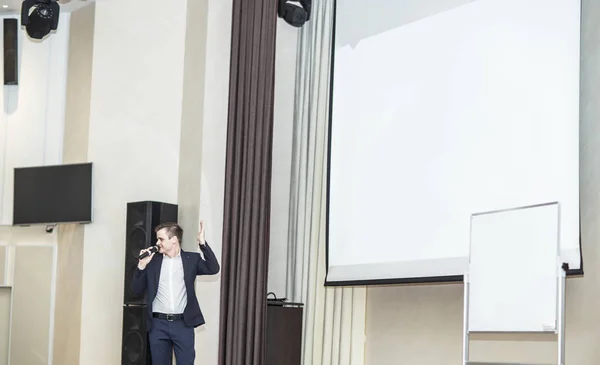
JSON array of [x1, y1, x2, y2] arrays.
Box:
[[156, 228, 175, 253]]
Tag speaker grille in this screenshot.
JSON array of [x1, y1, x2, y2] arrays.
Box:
[[123, 201, 177, 304], [121, 305, 151, 365], [3, 18, 17, 85]]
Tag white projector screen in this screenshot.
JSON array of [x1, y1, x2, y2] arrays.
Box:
[[326, 0, 581, 285]]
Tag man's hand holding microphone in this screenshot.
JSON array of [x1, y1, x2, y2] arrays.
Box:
[[138, 246, 157, 270]]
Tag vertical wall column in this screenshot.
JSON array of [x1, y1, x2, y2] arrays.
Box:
[[79, 1, 204, 364], [52, 5, 95, 365], [177, 0, 209, 250], [192, 0, 235, 364]]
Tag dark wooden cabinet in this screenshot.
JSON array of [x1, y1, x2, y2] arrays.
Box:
[[266, 301, 303, 365]]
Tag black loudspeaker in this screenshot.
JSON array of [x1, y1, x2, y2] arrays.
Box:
[[123, 201, 178, 305], [3, 18, 18, 85], [266, 301, 303, 365], [122, 305, 152, 365]]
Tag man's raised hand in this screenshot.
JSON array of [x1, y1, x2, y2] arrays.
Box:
[[197, 220, 206, 245]]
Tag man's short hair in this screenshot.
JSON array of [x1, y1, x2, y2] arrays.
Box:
[[154, 222, 183, 244]]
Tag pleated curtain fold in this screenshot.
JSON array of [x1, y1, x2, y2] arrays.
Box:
[[286, 1, 367, 365], [218, 1, 279, 364]]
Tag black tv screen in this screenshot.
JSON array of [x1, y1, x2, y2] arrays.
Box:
[[13, 162, 93, 225]]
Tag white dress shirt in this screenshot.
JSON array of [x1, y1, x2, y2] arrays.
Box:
[[152, 251, 187, 314]]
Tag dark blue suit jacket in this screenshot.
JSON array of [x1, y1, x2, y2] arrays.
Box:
[[131, 242, 220, 329]]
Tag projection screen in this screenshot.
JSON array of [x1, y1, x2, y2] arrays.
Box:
[[326, 0, 582, 285]]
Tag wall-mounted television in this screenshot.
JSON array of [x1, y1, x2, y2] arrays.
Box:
[[13, 162, 93, 225]]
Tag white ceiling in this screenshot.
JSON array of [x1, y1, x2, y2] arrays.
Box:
[[0, 0, 92, 14]]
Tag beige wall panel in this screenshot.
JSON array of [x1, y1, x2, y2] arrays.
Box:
[[0, 287, 10, 365], [9, 246, 54, 365], [0, 246, 6, 285]]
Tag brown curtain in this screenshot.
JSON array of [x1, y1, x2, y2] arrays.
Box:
[[218, 0, 278, 364]]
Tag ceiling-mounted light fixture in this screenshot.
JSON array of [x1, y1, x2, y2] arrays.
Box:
[[277, 0, 311, 28], [21, 0, 60, 40]]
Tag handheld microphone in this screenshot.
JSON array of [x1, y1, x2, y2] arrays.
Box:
[[138, 245, 159, 260]]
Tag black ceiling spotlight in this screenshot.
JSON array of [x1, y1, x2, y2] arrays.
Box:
[[21, 0, 60, 40], [277, 0, 311, 28]]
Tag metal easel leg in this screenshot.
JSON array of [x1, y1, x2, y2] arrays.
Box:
[[463, 273, 470, 365], [557, 265, 567, 365]]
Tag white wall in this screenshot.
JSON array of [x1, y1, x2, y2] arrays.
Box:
[[192, 0, 232, 363], [78, 0, 189, 363], [0, 10, 72, 363], [0, 8, 101, 365], [365, 0, 600, 364], [0, 14, 71, 225]]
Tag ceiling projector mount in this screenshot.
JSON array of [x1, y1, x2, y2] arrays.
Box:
[[21, 0, 60, 40]]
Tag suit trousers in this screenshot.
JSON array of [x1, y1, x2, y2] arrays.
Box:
[[148, 317, 195, 365]]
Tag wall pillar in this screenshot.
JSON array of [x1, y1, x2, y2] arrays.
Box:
[[79, 1, 205, 363]]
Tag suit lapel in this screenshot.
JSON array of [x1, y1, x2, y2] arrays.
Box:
[[181, 249, 191, 278], [154, 253, 163, 287]]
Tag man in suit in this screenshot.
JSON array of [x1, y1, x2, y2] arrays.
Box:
[[132, 221, 220, 364]]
